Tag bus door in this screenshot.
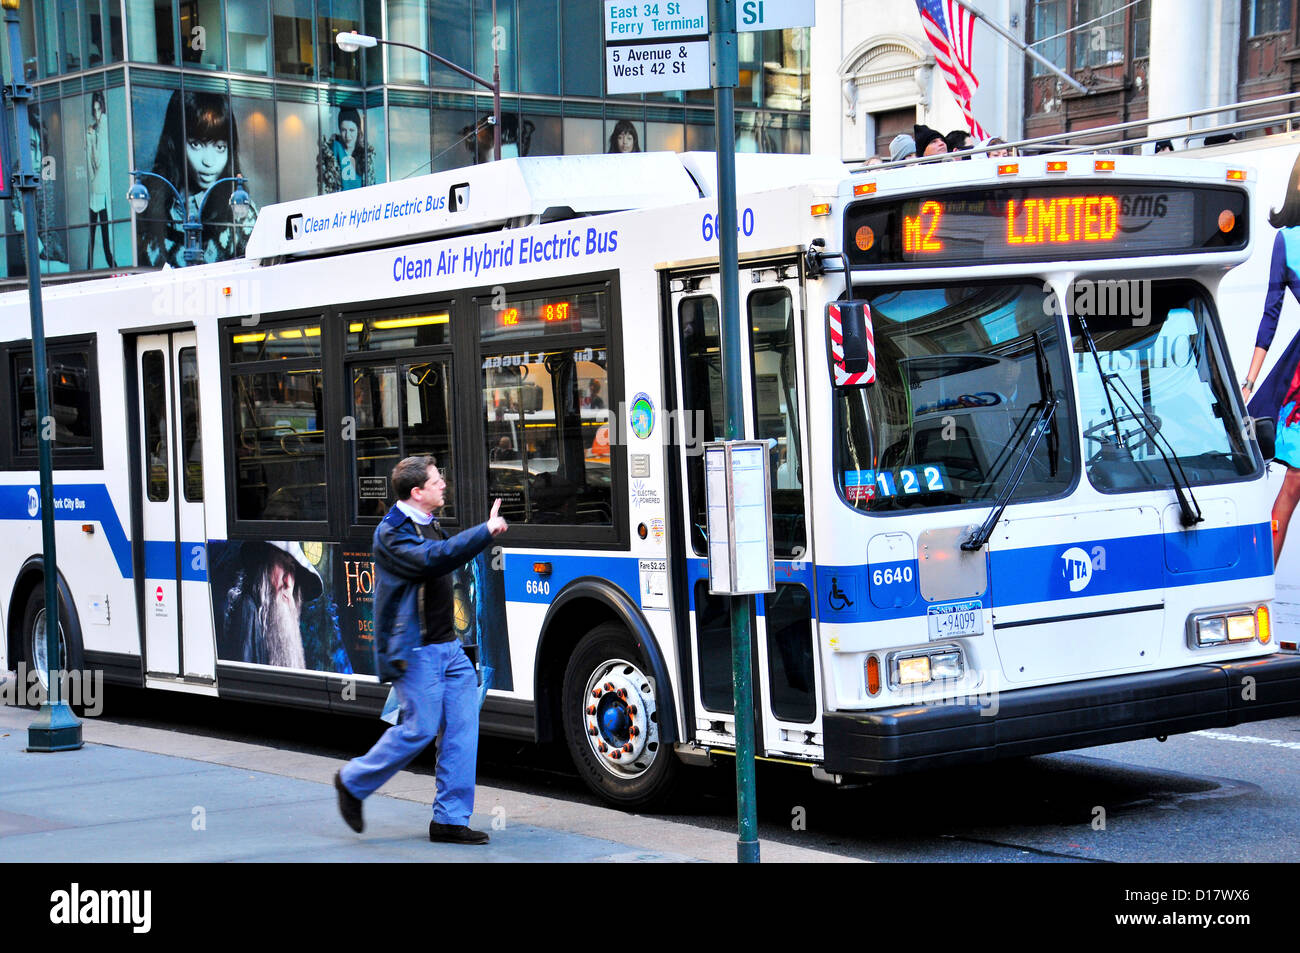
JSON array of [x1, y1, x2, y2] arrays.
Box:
[[669, 262, 823, 760], [135, 332, 215, 683]]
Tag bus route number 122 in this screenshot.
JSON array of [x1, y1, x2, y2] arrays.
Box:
[[702, 208, 755, 242]]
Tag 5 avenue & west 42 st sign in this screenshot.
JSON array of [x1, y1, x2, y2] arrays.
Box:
[[603, 1, 816, 95]]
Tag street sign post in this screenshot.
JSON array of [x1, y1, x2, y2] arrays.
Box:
[[603, 0, 814, 865]]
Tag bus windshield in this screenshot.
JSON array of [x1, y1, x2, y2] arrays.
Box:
[[1071, 279, 1257, 492], [837, 281, 1077, 511]]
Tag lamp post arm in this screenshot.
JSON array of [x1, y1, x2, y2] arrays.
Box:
[[130, 169, 185, 208], [374, 35, 502, 162], [377, 38, 495, 91], [194, 175, 248, 219]]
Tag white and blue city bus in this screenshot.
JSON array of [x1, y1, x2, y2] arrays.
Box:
[[0, 150, 1296, 808]]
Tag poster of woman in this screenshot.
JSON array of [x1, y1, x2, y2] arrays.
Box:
[[7, 105, 70, 276], [317, 106, 376, 193], [607, 119, 641, 154], [1245, 148, 1300, 562], [86, 90, 115, 269], [136, 90, 257, 267]]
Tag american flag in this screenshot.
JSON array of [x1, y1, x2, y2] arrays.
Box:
[[915, 0, 987, 140]]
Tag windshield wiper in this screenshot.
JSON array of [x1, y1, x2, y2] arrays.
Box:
[[963, 331, 1058, 551], [1073, 312, 1204, 528]]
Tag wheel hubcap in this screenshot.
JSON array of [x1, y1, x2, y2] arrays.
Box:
[[31, 608, 67, 694], [582, 658, 659, 779]]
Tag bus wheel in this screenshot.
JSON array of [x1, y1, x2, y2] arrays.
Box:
[[21, 585, 82, 700], [562, 623, 678, 810]]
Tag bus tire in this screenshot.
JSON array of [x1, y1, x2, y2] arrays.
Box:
[[561, 623, 679, 810], [20, 584, 84, 703]]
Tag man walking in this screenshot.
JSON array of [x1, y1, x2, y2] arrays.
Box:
[[335, 455, 508, 844]]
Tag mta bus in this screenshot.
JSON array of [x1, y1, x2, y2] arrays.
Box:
[[2, 150, 1297, 808]]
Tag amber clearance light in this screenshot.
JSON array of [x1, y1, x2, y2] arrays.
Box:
[[1227, 169, 1247, 181], [853, 182, 877, 196], [1094, 159, 1116, 172]]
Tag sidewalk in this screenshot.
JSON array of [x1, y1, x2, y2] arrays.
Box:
[[0, 703, 859, 863]]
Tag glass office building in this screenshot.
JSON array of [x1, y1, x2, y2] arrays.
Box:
[[0, 1, 810, 283]]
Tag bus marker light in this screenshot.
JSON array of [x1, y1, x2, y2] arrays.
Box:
[[1227, 169, 1247, 181], [1094, 159, 1116, 172], [865, 655, 881, 696], [812, 203, 833, 216], [81, 524, 94, 534], [1256, 605, 1271, 644], [1218, 209, 1236, 233], [854, 182, 876, 196], [1046, 161, 1068, 173], [1281, 640, 1298, 652], [223, 286, 233, 296], [533, 562, 552, 575], [997, 163, 1019, 176]]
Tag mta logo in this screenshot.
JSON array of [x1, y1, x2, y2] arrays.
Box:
[[1060, 546, 1093, 593]]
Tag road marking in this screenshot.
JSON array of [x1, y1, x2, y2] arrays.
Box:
[[1193, 730, 1300, 751]]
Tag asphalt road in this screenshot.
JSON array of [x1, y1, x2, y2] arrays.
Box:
[[76, 685, 1300, 863]]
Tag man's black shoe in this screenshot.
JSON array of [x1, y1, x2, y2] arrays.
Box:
[[334, 771, 364, 833], [429, 821, 489, 845]]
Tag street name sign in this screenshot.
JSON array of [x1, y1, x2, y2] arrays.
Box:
[[737, 0, 816, 31], [604, 1, 710, 94]]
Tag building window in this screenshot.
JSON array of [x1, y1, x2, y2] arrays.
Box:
[[1030, 0, 1067, 75], [274, 0, 316, 78], [1073, 0, 1127, 69], [125, 0, 177, 66], [1029, 0, 1150, 75], [1248, 0, 1292, 35]]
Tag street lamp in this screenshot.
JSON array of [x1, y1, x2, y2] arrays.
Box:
[[3, 0, 81, 752], [127, 171, 253, 266], [336, 16, 502, 162]]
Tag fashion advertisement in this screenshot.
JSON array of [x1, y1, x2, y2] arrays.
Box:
[[208, 538, 512, 689], [1218, 140, 1300, 636], [6, 103, 70, 276], [317, 105, 377, 193], [132, 87, 259, 266]]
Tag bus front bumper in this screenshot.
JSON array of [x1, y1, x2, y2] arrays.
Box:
[[821, 653, 1300, 777]]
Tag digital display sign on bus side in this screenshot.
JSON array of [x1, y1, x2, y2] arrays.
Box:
[[844, 183, 1249, 268]]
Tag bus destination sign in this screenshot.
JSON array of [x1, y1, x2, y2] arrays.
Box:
[[844, 182, 1248, 268]]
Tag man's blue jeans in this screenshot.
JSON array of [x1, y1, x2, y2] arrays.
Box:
[[339, 641, 479, 826]]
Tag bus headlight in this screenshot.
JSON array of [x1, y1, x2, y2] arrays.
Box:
[[896, 656, 931, 685], [1196, 618, 1226, 645], [1226, 615, 1257, 642], [1188, 608, 1261, 647], [887, 646, 965, 688]]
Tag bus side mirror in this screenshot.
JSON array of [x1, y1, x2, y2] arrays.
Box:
[[828, 301, 876, 386], [1254, 416, 1276, 461]]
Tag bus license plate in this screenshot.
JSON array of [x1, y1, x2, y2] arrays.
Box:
[[927, 601, 983, 640]]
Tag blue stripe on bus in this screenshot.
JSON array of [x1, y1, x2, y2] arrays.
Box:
[[815, 522, 1272, 624], [0, 483, 207, 581], [143, 540, 209, 583]]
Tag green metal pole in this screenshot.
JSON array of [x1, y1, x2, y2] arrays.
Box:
[[4, 0, 82, 751], [710, 0, 759, 864]]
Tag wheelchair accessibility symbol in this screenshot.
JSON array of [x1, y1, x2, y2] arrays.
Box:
[[828, 576, 855, 612]]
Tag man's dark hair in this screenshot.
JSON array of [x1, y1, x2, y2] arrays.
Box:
[[392, 455, 437, 500]]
